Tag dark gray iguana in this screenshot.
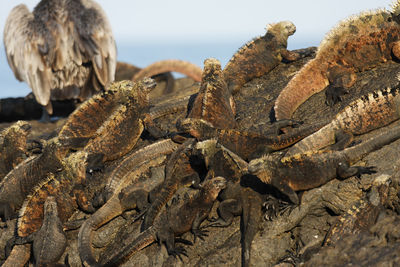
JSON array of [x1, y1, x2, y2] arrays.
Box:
[[194, 139, 264, 267], [13, 196, 67, 266], [99, 177, 227, 266], [248, 123, 400, 205]]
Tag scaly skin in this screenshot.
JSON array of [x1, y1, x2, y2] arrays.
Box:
[[59, 79, 157, 171], [5, 150, 88, 266], [102, 139, 180, 199], [274, 5, 400, 120], [78, 155, 168, 267], [58, 79, 155, 151], [0, 138, 68, 220], [140, 138, 201, 231], [223, 21, 299, 94], [132, 59, 202, 82], [286, 86, 400, 156], [194, 139, 262, 267], [0, 121, 31, 180], [14, 196, 67, 266], [323, 175, 390, 246], [99, 177, 227, 267], [178, 118, 326, 160], [248, 123, 400, 205], [188, 58, 236, 129], [15, 150, 88, 239]]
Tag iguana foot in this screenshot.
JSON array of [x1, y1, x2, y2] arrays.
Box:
[[325, 85, 348, 106], [192, 228, 209, 242], [92, 188, 112, 208], [175, 237, 193, 246], [355, 166, 377, 178], [169, 246, 188, 260], [26, 139, 43, 154], [263, 196, 295, 220]]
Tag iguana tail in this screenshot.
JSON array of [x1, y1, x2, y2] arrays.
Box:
[[274, 59, 329, 120], [100, 228, 157, 267], [345, 123, 400, 164], [78, 197, 124, 267], [132, 59, 202, 82]]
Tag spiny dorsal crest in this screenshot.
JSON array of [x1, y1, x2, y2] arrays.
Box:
[[391, 0, 400, 15], [318, 8, 390, 53]]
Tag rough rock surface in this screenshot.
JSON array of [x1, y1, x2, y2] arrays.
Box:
[[1, 48, 400, 266]]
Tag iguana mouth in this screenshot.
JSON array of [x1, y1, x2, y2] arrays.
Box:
[[142, 78, 157, 91]]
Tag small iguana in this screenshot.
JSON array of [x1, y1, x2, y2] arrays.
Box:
[[323, 174, 390, 246], [274, 2, 400, 120], [78, 140, 179, 266], [194, 139, 264, 267], [140, 138, 202, 231], [177, 117, 326, 160], [99, 177, 227, 266], [0, 121, 31, 180], [13, 196, 67, 266], [286, 85, 400, 156], [223, 21, 301, 94], [248, 123, 400, 205], [187, 58, 236, 129]]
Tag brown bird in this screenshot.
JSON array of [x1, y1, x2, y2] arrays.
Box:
[[3, 0, 117, 120]]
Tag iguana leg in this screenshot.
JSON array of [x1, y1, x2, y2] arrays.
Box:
[[280, 49, 301, 62], [329, 130, 354, 151], [271, 180, 300, 205], [325, 66, 357, 106], [392, 41, 400, 60], [191, 210, 209, 243], [272, 119, 303, 135], [337, 161, 377, 179], [208, 199, 242, 227]]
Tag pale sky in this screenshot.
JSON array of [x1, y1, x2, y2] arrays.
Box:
[[0, 0, 395, 98], [0, 0, 393, 45]]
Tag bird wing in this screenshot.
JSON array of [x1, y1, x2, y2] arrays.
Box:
[[3, 4, 52, 106], [71, 0, 117, 89]]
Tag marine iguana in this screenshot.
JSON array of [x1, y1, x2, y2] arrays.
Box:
[[0, 121, 31, 180], [3, 0, 116, 118], [59, 79, 157, 171], [223, 21, 301, 94], [286, 85, 400, 156], [99, 177, 227, 266], [187, 58, 236, 129], [13, 196, 67, 266], [78, 140, 179, 266], [274, 2, 400, 120], [140, 138, 202, 231], [248, 123, 400, 205], [323, 174, 391, 246], [177, 117, 326, 160], [194, 139, 264, 267], [0, 137, 69, 220]]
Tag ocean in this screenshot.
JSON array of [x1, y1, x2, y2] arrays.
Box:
[[0, 40, 313, 99]]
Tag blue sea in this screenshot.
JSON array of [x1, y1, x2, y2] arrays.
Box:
[[0, 40, 312, 99]]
